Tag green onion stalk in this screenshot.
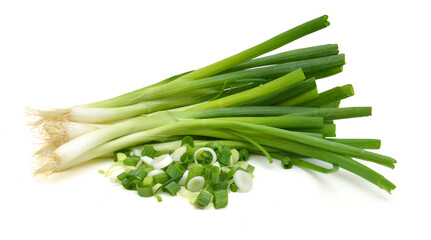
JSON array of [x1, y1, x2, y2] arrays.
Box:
[[47, 118, 396, 193], [28, 53, 344, 127], [30, 69, 299, 160], [28, 15, 332, 124], [35, 104, 372, 166], [28, 16, 338, 159]]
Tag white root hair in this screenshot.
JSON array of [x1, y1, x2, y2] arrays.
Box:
[[26, 107, 71, 176], [26, 107, 71, 128]]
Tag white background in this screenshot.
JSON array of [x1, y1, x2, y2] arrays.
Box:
[[1, 0, 430, 239]]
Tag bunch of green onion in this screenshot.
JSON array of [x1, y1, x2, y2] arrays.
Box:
[[28, 15, 397, 208]]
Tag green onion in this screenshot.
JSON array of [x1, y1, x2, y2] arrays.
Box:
[[211, 166, 220, 183], [30, 15, 398, 209], [187, 69, 306, 111], [187, 176, 205, 192], [116, 172, 128, 181], [121, 177, 140, 190], [246, 164, 255, 174], [186, 164, 204, 184], [143, 176, 154, 187], [181, 136, 194, 147], [278, 88, 319, 106], [127, 169, 148, 180], [294, 158, 340, 174], [230, 183, 239, 192], [299, 123, 336, 137], [290, 107, 372, 120], [270, 153, 294, 169], [153, 173, 169, 184], [224, 44, 339, 73], [213, 190, 229, 209], [326, 138, 381, 149], [243, 78, 317, 106], [164, 181, 181, 196], [233, 170, 253, 192], [176, 15, 330, 81], [239, 149, 250, 161], [141, 145, 157, 158], [123, 155, 140, 166], [152, 154, 173, 169], [194, 190, 213, 209], [137, 186, 154, 198], [194, 147, 217, 165], [217, 146, 232, 166], [165, 162, 185, 179], [300, 84, 354, 107]]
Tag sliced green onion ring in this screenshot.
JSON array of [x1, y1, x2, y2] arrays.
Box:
[[230, 149, 240, 165], [132, 149, 142, 156], [152, 154, 173, 169], [171, 146, 187, 162], [178, 170, 189, 186], [194, 147, 217, 164], [187, 176, 205, 192], [147, 169, 165, 178], [233, 170, 253, 192], [140, 156, 154, 166]]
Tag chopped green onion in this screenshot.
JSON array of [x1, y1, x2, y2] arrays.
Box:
[[217, 146, 232, 166], [178, 170, 189, 186], [137, 186, 154, 198], [127, 169, 148, 180], [153, 183, 163, 193], [194, 147, 217, 165], [230, 183, 239, 192], [123, 155, 140, 166], [114, 152, 127, 162], [164, 181, 181, 196], [152, 154, 173, 169], [212, 181, 228, 191], [171, 146, 187, 162], [147, 169, 164, 178], [141, 145, 157, 158], [143, 176, 154, 187], [239, 149, 250, 161], [194, 190, 212, 209], [229, 149, 239, 165], [181, 136, 194, 147], [166, 162, 185, 179], [211, 166, 220, 183], [153, 172, 169, 184], [116, 172, 128, 181], [98, 170, 105, 174], [156, 195, 163, 202], [187, 176, 205, 192], [186, 164, 204, 183], [246, 164, 255, 174], [233, 170, 253, 192], [213, 189, 229, 209], [139, 156, 154, 166], [132, 149, 142, 157], [121, 177, 140, 190]]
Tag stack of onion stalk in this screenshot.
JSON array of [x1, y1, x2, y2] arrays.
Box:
[[28, 15, 396, 196]]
